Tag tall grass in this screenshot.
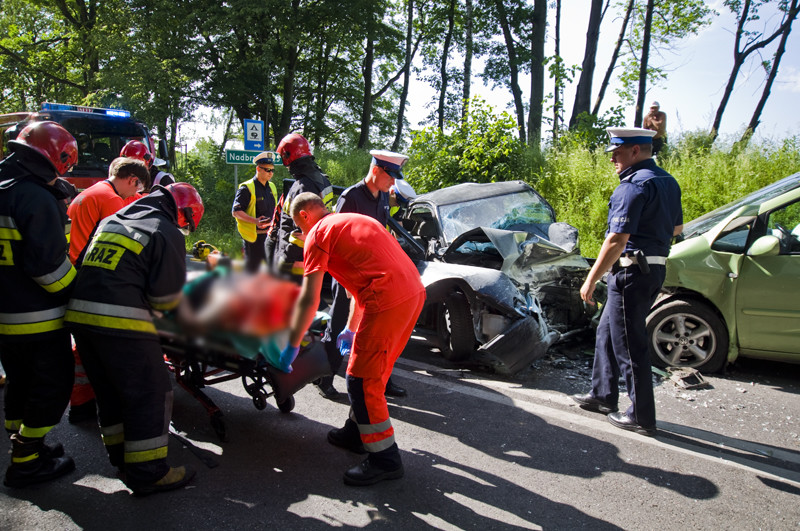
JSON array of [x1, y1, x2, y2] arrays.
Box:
[[535, 133, 800, 257]]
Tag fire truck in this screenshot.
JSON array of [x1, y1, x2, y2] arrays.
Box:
[[0, 102, 168, 190]]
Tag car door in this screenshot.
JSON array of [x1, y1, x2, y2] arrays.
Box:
[[735, 198, 800, 360]]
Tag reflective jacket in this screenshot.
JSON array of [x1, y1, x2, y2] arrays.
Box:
[[0, 151, 76, 340], [235, 177, 277, 243], [65, 186, 186, 338], [273, 156, 334, 276]]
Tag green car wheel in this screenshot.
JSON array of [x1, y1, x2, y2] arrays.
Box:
[[646, 297, 729, 373]]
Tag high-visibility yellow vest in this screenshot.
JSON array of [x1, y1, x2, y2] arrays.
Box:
[[236, 178, 277, 243]]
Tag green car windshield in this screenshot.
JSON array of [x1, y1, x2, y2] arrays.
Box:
[[683, 173, 800, 239]]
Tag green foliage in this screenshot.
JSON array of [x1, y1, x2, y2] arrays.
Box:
[[557, 107, 626, 151], [405, 98, 528, 192]]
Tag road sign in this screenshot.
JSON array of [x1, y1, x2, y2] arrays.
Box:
[[225, 149, 263, 165], [243, 119, 264, 151]]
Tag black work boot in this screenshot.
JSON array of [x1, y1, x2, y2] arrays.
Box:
[[343, 458, 404, 486], [128, 466, 196, 497], [68, 399, 98, 424], [6, 430, 64, 458], [327, 419, 366, 454], [4, 434, 75, 488], [315, 375, 340, 400]]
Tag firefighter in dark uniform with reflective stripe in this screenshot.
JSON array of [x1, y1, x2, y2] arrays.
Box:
[[316, 150, 410, 400], [572, 127, 683, 436], [0, 121, 78, 488], [232, 151, 277, 273], [65, 183, 203, 496], [272, 134, 334, 282]]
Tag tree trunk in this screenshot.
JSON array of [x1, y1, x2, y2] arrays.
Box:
[[634, 0, 655, 127], [739, 1, 799, 145], [437, 0, 456, 131], [357, 34, 375, 149], [462, 0, 473, 123], [592, 0, 633, 116], [527, 0, 546, 150], [709, 0, 795, 142], [553, 0, 561, 141], [495, 0, 526, 142], [568, 0, 603, 128], [393, 0, 415, 151]]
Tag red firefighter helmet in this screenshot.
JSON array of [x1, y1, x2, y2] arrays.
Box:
[[120, 140, 154, 167], [166, 182, 204, 232], [9, 121, 78, 175], [276, 133, 312, 166]]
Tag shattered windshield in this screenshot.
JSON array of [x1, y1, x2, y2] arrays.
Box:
[[438, 190, 555, 244]]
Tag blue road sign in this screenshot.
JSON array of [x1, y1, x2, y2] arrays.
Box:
[[243, 119, 265, 151]]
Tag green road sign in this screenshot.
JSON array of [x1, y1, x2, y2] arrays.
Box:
[[225, 149, 283, 165]]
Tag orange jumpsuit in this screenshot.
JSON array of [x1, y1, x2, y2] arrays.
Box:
[[304, 213, 425, 460]]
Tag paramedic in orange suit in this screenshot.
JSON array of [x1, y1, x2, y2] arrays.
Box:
[[279, 192, 425, 486]]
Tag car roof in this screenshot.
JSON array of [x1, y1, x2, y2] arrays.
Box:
[[412, 180, 534, 206]]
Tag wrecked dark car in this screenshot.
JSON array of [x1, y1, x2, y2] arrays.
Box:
[[389, 180, 596, 374]]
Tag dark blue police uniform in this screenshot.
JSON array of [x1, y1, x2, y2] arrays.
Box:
[[590, 158, 682, 428]]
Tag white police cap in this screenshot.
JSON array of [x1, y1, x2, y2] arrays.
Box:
[[605, 127, 656, 152], [391, 179, 417, 203], [253, 151, 275, 165], [369, 149, 409, 179]]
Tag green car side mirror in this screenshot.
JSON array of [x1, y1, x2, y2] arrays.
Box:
[[747, 235, 781, 257]]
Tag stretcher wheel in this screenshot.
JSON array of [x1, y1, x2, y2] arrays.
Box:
[[253, 391, 268, 410], [277, 395, 295, 413]]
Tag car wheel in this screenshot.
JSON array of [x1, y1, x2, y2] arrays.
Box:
[[437, 291, 475, 362], [646, 298, 729, 373]]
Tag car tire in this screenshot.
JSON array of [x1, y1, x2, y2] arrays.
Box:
[[437, 291, 475, 362], [646, 298, 729, 373]]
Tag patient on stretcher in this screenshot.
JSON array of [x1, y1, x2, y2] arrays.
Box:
[[175, 265, 300, 338]]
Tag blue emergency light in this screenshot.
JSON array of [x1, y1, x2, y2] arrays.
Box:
[[41, 102, 131, 118]]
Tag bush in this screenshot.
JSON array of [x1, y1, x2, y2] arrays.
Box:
[[404, 98, 529, 193]]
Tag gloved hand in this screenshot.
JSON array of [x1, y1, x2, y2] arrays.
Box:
[[337, 328, 354, 356], [277, 345, 299, 373]]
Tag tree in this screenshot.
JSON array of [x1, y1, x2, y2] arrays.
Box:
[[710, 0, 799, 142], [526, 0, 546, 149], [592, 0, 634, 117], [633, 0, 655, 127], [493, 0, 526, 142], [739, 0, 800, 144], [614, 0, 713, 114], [568, 0, 603, 129]]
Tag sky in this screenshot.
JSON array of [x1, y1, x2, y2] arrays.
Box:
[[182, 0, 800, 150]]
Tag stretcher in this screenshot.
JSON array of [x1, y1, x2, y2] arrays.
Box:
[[155, 258, 332, 441]]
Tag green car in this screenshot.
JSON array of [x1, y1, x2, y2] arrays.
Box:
[[646, 172, 800, 373]]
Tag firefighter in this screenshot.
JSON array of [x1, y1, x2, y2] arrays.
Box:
[[65, 182, 203, 496], [280, 193, 425, 486], [65, 157, 151, 424], [232, 151, 278, 273], [0, 121, 78, 488], [271, 133, 334, 282], [316, 150, 411, 400]]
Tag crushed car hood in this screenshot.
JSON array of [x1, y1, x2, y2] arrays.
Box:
[[442, 224, 590, 285]]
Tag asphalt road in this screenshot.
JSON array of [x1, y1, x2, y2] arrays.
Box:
[[2, 334, 799, 530]]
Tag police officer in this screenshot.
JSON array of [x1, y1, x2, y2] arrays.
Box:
[[271, 134, 334, 282], [316, 150, 410, 399], [65, 183, 203, 495], [572, 127, 682, 436], [232, 151, 278, 273], [279, 193, 425, 486], [0, 121, 78, 487]]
